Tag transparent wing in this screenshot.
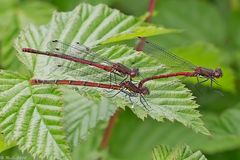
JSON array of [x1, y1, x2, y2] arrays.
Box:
[[140, 38, 196, 72], [47, 40, 111, 65], [49, 60, 124, 84]]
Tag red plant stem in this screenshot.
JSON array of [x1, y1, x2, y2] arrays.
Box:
[[146, 0, 156, 22], [136, 0, 156, 51], [100, 110, 121, 149], [100, 0, 156, 150]]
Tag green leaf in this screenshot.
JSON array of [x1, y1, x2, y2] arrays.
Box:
[[14, 3, 149, 72], [110, 102, 240, 158], [71, 125, 109, 160], [152, 145, 207, 160], [227, 10, 240, 49], [49, 0, 115, 11], [97, 46, 209, 135], [0, 0, 55, 70], [151, 0, 225, 47], [110, 110, 208, 160], [13, 3, 208, 139], [0, 70, 71, 159], [205, 104, 240, 136], [63, 89, 118, 146], [101, 25, 178, 44], [12, 4, 210, 158], [0, 146, 34, 159], [0, 134, 15, 153]]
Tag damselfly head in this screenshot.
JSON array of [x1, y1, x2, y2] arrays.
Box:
[[214, 68, 223, 78], [141, 86, 150, 95], [130, 68, 140, 77]]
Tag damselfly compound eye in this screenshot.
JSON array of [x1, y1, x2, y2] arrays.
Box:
[[215, 68, 223, 78]]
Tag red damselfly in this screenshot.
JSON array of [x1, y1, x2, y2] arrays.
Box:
[[30, 79, 150, 108], [137, 37, 223, 89], [22, 40, 139, 83]]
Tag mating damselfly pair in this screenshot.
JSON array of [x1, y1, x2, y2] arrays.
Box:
[[22, 37, 223, 109]]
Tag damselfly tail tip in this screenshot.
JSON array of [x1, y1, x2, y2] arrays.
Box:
[[22, 48, 40, 54], [22, 48, 27, 52], [29, 79, 37, 85], [22, 48, 32, 52]]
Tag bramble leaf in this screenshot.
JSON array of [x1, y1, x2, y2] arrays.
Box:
[[63, 89, 118, 146], [0, 70, 70, 159], [1, 3, 210, 159], [152, 145, 207, 160], [0, 0, 55, 70]]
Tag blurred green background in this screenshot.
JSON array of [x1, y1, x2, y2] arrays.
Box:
[[0, 0, 240, 159]]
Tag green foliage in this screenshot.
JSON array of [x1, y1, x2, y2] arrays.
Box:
[[0, 0, 240, 159], [0, 134, 15, 153], [152, 145, 207, 160], [0, 0, 55, 70], [101, 25, 178, 44], [15, 2, 208, 135], [0, 146, 33, 159], [0, 70, 70, 159], [0, 2, 211, 159], [110, 105, 240, 159], [63, 89, 118, 146], [150, 0, 225, 47], [71, 126, 109, 160]]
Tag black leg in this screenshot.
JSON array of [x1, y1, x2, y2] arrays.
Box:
[[107, 90, 122, 98], [119, 75, 128, 84], [114, 73, 118, 84], [141, 95, 150, 107], [211, 79, 223, 95], [194, 78, 209, 95], [121, 90, 134, 97], [104, 89, 115, 94], [140, 96, 149, 111], [128, 95, 134, 104], [210, 79, 213, 90], [112, 70, 122, 77], [197, 78, 209, 85], [105, 72, 114, 93], [212, 79, 221, 87], [196, 76, 200, 83], [199, 78, 209, 84], [109, 89, 134, 98], [139, 73, 144, 79], [109, 72, 112, 85], [214, 89, 224, 96]]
